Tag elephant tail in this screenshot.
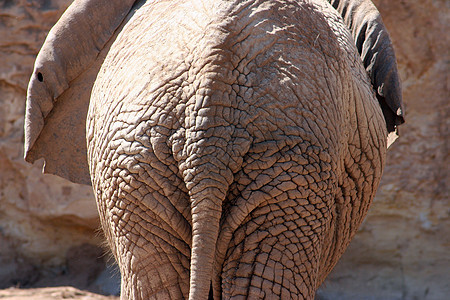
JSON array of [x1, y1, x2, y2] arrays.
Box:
[[188, 185, 224, 300], [179, 143, 237, 299]]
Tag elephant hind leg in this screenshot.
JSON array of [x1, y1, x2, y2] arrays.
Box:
[[220, 152, 335, 299], [120, 244, 188, 300], [92, 149, 192, 299], [99, 189, 192, 300], [222, 201, 331, 299], [89, 115, 196, 299]]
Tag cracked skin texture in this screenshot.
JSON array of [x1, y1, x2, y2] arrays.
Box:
[[84, 0, 387, 299]]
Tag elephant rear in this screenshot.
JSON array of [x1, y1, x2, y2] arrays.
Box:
[[24, 0, 400, 299], [86, 1, 388, 299]]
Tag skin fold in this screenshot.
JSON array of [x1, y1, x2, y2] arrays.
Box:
[[24, 0, 403, 299]]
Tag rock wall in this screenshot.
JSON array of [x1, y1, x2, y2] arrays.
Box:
[[0, 0, 448, 298], [0, 0, 105, 290]]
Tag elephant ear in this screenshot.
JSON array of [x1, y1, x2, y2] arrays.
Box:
[[328, 0, 405, 147], [24, 0, 136, 185]]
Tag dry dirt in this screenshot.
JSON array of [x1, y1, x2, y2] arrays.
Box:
[[0, 287, 118, 300]]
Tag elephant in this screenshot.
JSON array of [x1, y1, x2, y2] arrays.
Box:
[[24, 0, 404, 299]]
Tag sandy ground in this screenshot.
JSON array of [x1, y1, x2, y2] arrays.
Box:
[[0, 287, 119, 300]]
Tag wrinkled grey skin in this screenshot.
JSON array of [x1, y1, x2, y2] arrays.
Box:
[[25, 0, 403, 299]]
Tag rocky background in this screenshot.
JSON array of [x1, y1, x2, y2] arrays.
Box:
[[0, 0, 448, 299], [0, 0, 118, 295]]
